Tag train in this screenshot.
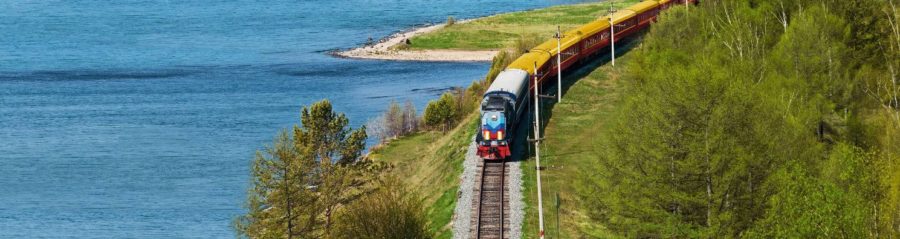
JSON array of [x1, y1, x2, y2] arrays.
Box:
[[476, 0, 698, 160]]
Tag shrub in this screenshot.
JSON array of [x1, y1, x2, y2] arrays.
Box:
[[424, 93, 458, 131], [332, 177, 432, 239]]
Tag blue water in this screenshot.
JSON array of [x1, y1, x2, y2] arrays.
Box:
[[0, 0, 586, 237]]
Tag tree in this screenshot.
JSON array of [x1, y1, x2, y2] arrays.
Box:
[[386, 100, 404, 138], [423, 92, 458, 131], [743, 163, 869, 238], [402, 100, 419, 134], [367, 115, 390, 144], [295, 100, 368, 236], [583, 3, 825, 237], [295, 100, 366, 166], [235, 99, 371, 238], [369, 100, 420, 144], [580, 0, 900, 237], [233, 130, 321, 238]]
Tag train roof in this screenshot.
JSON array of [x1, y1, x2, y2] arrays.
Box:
[[657, 0, 672, 5], [531, 32, 581, 55], [628, 1, 660, 13], [504, 0, 661, 75], [506, 51, 552, 75], [570, 1, 658, 37], [505, 31, 579, 75], [486, 69, 529, 98], [569, 19, 611, 39], [610, 10, 636, 25]]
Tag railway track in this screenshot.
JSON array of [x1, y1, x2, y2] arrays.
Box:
[[473, 160, 508, 239]]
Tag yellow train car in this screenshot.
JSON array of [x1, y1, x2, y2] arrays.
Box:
[[505, 0, 664, 85], [477, 0, 692, 160]]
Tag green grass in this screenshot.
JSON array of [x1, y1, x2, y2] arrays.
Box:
[[519, 55, 631, 238], [409, 0, 640, 50], [369, 114, 479, 238], [370, 58, 631, 239]]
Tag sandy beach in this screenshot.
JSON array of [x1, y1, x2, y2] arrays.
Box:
[[334, 20, 498, 62]]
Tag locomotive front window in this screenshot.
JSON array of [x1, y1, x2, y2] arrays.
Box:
[[483, 96, 506, 111]]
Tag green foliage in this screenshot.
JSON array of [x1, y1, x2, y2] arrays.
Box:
[[423, 92, 459, 131], [484, 50, 510, 84], [573, 0, 900, 237], [521, 60, 624, 238], [769, 6, 851, 112], [296, 99, 367, 165], [512, 33, 543, 55], [233, 130, 320, 238], [743, 163, 869, 238], [369, 114, 480, 238], [234, 99, 378, 238], [745, 144, 878, 238], [482, 34, 541, 85], [445, 16, 455, 27], [333, 177, 433, 239]]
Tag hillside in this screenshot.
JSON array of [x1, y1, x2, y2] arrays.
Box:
[[534, 1, 900, 238], [368, 114, 479, 238]]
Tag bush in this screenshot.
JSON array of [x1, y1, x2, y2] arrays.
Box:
[[333, 177, 432, 239], [446, 16, 455, 26], [424, 92, 458, 131], [513, 33, 543, 55]]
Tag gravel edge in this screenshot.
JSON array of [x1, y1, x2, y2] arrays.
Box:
[[452, 139, 479, 239], [507, 159, 524, 239]]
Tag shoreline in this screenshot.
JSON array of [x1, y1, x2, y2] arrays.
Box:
[[332, 19, 498, 62]]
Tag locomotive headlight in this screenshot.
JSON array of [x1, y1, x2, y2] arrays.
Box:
[[497, 131, 504, 140], [483, 130, 490, 140]]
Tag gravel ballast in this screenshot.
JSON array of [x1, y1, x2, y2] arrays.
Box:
[[452, 138, 525, 239], [506, 159, 524, 239]]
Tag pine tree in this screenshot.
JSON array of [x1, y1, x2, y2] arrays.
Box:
[[234, 99, 370, 238]]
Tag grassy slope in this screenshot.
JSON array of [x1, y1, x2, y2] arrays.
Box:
[[375, 2, 644, 238], [409, 0, 640, 50], [520, 56, 629, 238], [368, 113, 479, 239]]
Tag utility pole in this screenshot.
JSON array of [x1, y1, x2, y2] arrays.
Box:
[[532, 62, 546, 239], [555, 26, 562, 103], [610, 16, 616, 67], [609, 2, 616, 67]]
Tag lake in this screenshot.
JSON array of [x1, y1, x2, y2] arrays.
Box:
[[0, 0, 587, 237]]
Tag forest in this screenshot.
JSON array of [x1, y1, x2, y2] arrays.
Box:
[[584, 0, 900, 237]]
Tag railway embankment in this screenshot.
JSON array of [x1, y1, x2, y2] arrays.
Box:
[[368, 114, 480, 238], [366, 0, 642, 238], [520, 54, 630, 238]]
